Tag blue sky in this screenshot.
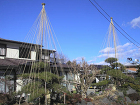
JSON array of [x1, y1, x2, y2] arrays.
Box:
[[0, 0, 140, 65]]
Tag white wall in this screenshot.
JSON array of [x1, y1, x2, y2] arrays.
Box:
[[6, 43, 37, 60], [67, 73, 74, 81], [31, 51, 36, 60], [7, 48, 19, 58], [6, 43, 19, 58], [63, 72, 81, 83], [74, 73, 80, 83], [16, 79, 23, 92], [63, 72, 67, 81]]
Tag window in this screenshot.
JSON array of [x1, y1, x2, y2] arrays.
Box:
[[0, 44, 6, 56], [42, 54, 49, 60], [0, 76, 5, 93], [19, 47, 31, 59]]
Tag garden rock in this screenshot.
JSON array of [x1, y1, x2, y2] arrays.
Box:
[[126, 87, 136, 95], [87, 102, 93, 105], [125, 96, 131, 103], [133, 101, 137, 104], [81, 100, 86, 105], [128, 93, 140, 101], [76, 103, 81, 105], [118, 91, 124, 97], [101, 97, 110, 104]]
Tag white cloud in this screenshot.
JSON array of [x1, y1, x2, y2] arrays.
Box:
[[88, 60, 95, 63], [73, 57, 85, 63], [99, 43, 132, 54], [125, 49, 137, 55], [132, 51, 140, 59], [99, 47, 114, 53], [87, 57, 97, 64], [85, 42, 140, 65], [98, 53, 115, 58], [130, 16, 140, 28], [94, 61, 109, 65], [97, 42, 139, 63], [117, 43, 132, 49]]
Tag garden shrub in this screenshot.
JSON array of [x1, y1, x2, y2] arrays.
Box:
[[66, 94, 81, 105], [127, 93, 140, 101], [84, 97, 92, 102], [0, 93, 13, 105], [129, 83, 140, 92]]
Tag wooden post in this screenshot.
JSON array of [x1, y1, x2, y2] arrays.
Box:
[[14, 69, 17, 92], [39, 97, 40, 105], [45, 94, 47, 105], [64, 93, 66, 104], [5, 73, 6, 93]]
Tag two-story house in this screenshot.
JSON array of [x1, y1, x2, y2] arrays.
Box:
[[0, 38, 56, 93]]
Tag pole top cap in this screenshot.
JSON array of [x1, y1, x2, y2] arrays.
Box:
[[42, 3, 45, 6]]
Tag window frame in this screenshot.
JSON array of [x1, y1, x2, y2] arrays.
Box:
[[0, 44, 6, 56], [19, 47, 31, 59]]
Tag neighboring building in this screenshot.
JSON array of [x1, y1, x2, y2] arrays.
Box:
[[123, 63, 138, 78], [125, 64, 138, 72]]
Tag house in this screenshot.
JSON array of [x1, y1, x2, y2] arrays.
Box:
[[0, 38, 56, 93], [0, 38, 80, 94]]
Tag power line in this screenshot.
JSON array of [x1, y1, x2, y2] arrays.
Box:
[[89, 0, 140, 48]]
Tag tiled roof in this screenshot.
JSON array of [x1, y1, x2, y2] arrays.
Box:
[[0, 38, 40, 46], [0, 38, 56, 52], [0, 58, 32, 67], [124, 63, 138, 67]]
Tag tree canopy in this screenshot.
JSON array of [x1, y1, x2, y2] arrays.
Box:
[[107, 69, 140, 92], [105, 57, 118, 65], [104, 57, 125, 71], [17, 71, 67, 103], [111, 62, 126, 71], [69, 58, 98, 98]]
